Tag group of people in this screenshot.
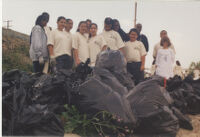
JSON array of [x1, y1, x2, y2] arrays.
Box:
[[29, 12, 177, 85]]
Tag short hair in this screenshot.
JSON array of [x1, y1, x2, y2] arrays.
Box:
[[160, 30, 167, 34], [66, 18, 73, 23], [104, 17, 113, 25], [128, 28, 139, 36], [136, 23, 142, 27], [57, 16, 66, 22], [86, 19, 92, 23], [160, 36, 171, 47]]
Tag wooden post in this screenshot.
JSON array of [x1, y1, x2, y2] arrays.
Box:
[[134, 2, 137, 28]]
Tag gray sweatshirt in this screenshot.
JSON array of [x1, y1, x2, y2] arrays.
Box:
[[29, 25, 48, 61]]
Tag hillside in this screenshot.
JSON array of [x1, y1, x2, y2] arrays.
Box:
[[2, 28, 32, 72]]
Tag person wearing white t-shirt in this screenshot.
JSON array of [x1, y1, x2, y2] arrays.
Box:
[[65, 18, 73, 33], [72, 21, 89, 65], [153, 30, 176, 59], [48, 16, 73, 71], [156, 36, 175, 79], [88, 23, 107, 67], [101, 17, 125, 54], [123, 28, 147, 85]]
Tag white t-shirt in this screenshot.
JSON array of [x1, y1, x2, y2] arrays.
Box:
[[153, 42, 176, 58], [72, 32, 89, 63], [48, 29, 72, 58], [88, 35, 107, 66], [123, 40, 147, 62], [156, 48, 175, 79], [101, 30, 125, 50]]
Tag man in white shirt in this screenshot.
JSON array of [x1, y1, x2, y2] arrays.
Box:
[[48, 16, 73, 71], [101, 17, 125, 54], [153, 30, 176, 59]]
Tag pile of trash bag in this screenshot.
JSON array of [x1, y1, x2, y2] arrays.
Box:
[[2, 49, 200, 136], [2, 60, 92, 136], [167, 75, 200, 114]]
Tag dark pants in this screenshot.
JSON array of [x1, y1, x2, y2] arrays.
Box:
[[56, 54, 73, 71], [33, 61, 44, 73], [127, 62, 144, 85]]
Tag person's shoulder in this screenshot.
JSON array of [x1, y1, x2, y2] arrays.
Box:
[[32, 25, 42, 32], [51, 28, 59, 33], [112, 30, 120, 36], [137, 40, 144, 45], [125, 41, 131, 45]]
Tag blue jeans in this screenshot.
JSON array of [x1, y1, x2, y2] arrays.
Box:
[[55, 54, 73, 70]]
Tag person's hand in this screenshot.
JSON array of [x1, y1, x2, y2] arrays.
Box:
[[39, 56, 44, 64], [76, 59, 81, 65], [50, 56, 56, 66], [140, 65, 145, 71]]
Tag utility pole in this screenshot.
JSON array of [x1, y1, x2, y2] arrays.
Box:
[[134, 2, 137, 28], [3, 20, 12, 29]]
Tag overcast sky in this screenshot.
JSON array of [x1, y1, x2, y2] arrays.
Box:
[[2, 0, 200, 68]]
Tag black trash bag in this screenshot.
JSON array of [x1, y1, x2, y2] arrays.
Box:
[[74, 58, 93, 80], [125, 76, 179, 135], [93, 68, 129, 96], [74, 76, 137, 126], [171, 107, 193, 130], [95, 49, 127, 74], [191, 79, 200, 96], [167, 75, 200, 114], [167, 75, 183, 92], [2, 69, 64, 136], [95, 49, 135, 90], [32, 74, 70, 114], [13, 104, 64, 136]]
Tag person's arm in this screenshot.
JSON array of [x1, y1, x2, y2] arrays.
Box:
[[140, 55, 146, 71], [48, 45, 54, 57], [72, 34, 81, 65], [140, 42, 147, 71], [116, 32, 125, 52], [155, 49, 161, 68], [31, 27, 43, 58], [73, 49, 81, 65], [101, 36, 107, 51], [47, 30, 55, 58], [153, 44, 157, 59], [143, 35, 149, 52]]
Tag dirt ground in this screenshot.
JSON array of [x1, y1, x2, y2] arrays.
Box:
[[64, 115, 200, 137], [176, 115, 200, 137]]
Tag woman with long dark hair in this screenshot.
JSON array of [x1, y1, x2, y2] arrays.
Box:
[[113, 19, 129, 42], [29, 14, 49, 73]]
